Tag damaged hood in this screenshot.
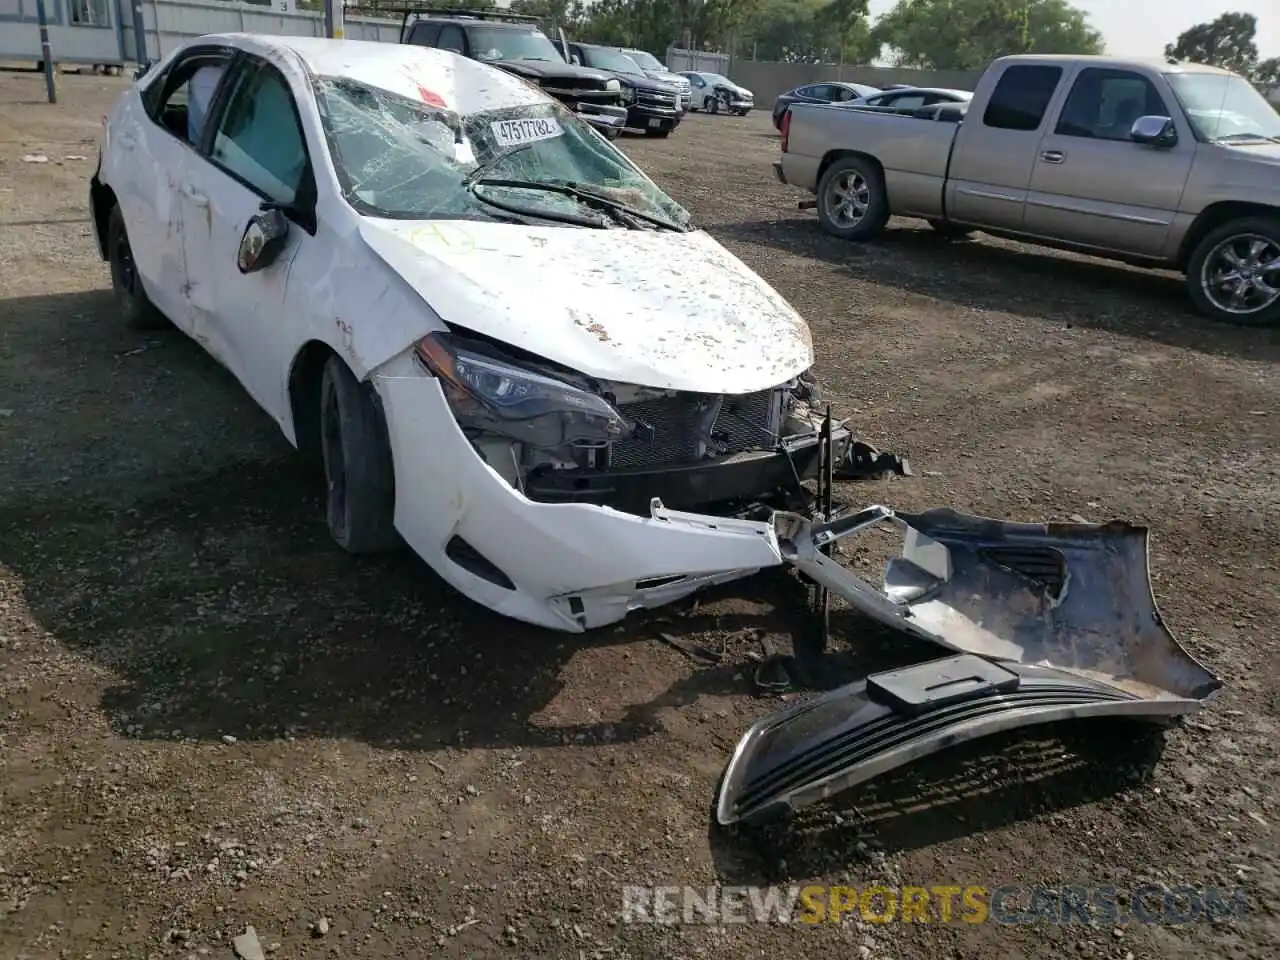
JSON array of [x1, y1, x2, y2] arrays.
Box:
[[358, 219, 815, 392]]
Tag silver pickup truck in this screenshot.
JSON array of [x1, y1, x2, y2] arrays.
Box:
[[776, 54, 1280, 327]]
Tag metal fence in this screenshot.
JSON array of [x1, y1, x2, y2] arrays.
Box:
[[0, 0, 402, 66], [665, 46, 729, 74]]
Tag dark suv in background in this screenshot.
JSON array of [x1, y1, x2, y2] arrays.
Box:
[[552, 39, 683, 138], [398, 8, 628, 138]]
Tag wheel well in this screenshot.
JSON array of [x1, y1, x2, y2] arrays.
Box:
[[90, 179, 117, 261], [288, 340, 338, 456], [1177, 202, 1280, 271], [816, 150, 885, 189]]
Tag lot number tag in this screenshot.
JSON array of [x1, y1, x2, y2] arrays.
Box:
[[491, 117, 563, 147]]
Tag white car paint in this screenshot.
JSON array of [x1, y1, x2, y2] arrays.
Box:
[[95, 33, 825, 632]]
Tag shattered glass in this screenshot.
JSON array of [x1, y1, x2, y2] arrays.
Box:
[[313, 76, 691, 228]]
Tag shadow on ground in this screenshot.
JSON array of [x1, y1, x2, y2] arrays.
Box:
[[0, 292, 831, 758], [707, 718, 1168, 882], [715, 218, 1280, 363]]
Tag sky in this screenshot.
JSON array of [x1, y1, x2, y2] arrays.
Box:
[[865, 1, 1280, 59]]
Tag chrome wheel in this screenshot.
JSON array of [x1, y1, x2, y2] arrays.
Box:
[[824, 170, 871, 229], [1200, 233, 1280, 316]]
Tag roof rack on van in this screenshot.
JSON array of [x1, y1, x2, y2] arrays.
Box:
[[366, 3, 540, 42]]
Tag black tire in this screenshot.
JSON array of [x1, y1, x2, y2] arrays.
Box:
[[319, 355, 399, 554], [644, 127, 671, 138], [1186, 216, 1280, 328], [815, 155, 889, 241], [106, 204, 168, 330], [927, 218, 975, 240], [706, 96, 719, 115]]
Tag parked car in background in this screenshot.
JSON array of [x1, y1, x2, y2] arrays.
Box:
[[552, 40, 683, 137], [776, 53, 1280, 326], [772, 81, 881, 130], [848, 86, 972, 109], [681, 71, 754, 115], [399, 8, 627, 138], [618, 47, 692, 112]]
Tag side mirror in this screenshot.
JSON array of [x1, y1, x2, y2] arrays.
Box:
[[237, 207, 290, 274], [1130, 115, 1177, 147]]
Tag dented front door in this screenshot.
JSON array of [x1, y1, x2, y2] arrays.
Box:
[[183, 56, 312, 421]]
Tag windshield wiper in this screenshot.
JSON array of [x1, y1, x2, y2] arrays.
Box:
[[563, 181, 687, 232], [461, 142, 538, 188], [468, 176, 687, 232], [1214, 132, 1280, 143]]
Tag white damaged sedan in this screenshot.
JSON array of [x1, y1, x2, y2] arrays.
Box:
[[91, 34, 850, 632]]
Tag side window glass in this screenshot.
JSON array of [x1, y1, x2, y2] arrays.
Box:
[[809, 85, 832, 100], [1055, 68, 1170, 141], [982, 65, 1063, 131], [437, 25, 466, 54], [406, 22, 440, 47], [892, 94, 925, 109], [147, 53, 233, 146], [210, 64, 308, 205]]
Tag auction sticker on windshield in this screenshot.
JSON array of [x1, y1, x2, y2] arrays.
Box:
[[491, 117, 563, 147]]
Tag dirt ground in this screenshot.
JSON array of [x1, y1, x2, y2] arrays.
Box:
[[1, 68, 1278, 960]]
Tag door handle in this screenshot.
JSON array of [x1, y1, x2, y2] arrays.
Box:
[[180, 183, 209, 208], [1040, 150, 1065, 164]]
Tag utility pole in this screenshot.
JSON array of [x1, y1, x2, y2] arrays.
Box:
[[324, 0, 345, 39], [34, 0, 56, 103]]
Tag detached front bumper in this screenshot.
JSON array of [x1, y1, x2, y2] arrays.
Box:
[[716, 505, 1224, 825]]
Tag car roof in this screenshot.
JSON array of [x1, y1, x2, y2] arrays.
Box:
[[872, 86, 970, 97], [183, 34, 548, 113], [410, 15, 532, 30], [993, 53, 1238, 76]]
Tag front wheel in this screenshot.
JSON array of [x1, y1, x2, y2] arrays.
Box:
[[1186, 217, 1280, 327], [816, 156, 889, 241], [319, 355, 399, 554], [706, 96, 719, 114]]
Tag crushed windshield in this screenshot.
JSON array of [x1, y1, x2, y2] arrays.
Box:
[[625, 50, 665, 72], [584, 47, 644, 74], [312, 76, 692, 228], [1164, 72, 1280, 141], [470, 26, 559, 62]]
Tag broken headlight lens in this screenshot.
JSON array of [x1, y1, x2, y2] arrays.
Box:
[[414, 332, 629, 448]]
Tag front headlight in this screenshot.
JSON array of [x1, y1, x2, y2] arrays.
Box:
[[414, 332, 629, 447], [619, 84, 635, 104]]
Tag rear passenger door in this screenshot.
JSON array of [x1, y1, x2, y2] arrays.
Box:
[[1023, 67, 1195, 257], [945, 63, 1065, 232]]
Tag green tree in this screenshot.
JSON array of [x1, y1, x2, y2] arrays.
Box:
[[872, 0, 1102, 71], [1164, 12, 1259, 75]]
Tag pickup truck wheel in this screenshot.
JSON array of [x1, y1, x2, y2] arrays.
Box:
[[706, 96, 719, 114], [106, 204, 168, 330], [1188, 218, 1280, 327], [319, 355, 400, 555], [927, 219, 974, 240], [816, 156, 889, 241]]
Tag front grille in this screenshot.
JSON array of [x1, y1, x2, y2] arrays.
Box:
[[542, 80, 616, 100], [609, 390, 779, 471], [637, 89, 678, 109]]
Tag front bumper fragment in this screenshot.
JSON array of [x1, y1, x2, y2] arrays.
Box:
[[714, 505, 1223, 825]]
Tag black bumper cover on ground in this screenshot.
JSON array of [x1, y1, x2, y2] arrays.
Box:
[[715, 508, 1225, 826]]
